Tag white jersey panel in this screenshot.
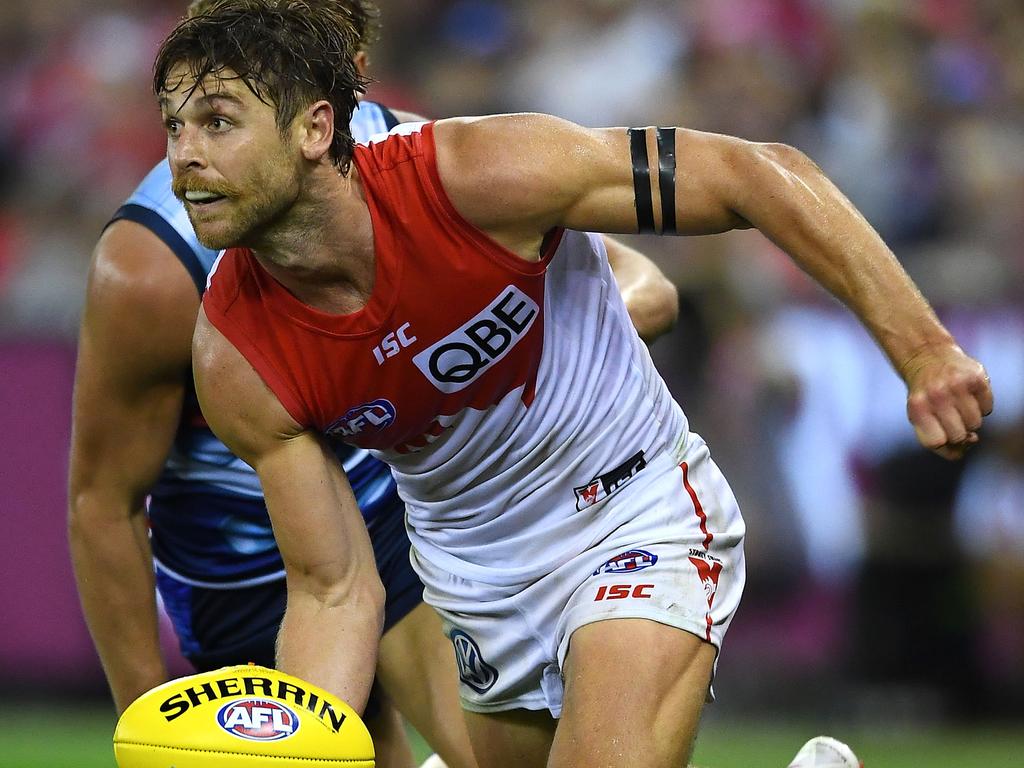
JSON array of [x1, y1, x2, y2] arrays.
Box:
[[389, 230, 688, 586]]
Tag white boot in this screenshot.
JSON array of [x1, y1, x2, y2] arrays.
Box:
[[418, 755, 448, 768], [787, 736, 862, 768]]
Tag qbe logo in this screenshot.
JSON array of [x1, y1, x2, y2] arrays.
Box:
[[217, 698, 299, 741], [413, 285, 539, 393], [450, 630, 499, 694], [326, 399, 396, 438]]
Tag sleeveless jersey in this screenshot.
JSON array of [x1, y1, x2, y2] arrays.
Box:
[[110, 101, 401, 587], [205, 123, 690, 588]]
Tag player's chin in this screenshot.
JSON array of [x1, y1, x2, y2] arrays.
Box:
[[193, 220, 248, 252]]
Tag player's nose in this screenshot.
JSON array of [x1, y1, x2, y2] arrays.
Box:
[[169, 125, 208, 172]]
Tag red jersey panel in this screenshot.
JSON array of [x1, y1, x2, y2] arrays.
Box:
[[203, 123, 561, 453]]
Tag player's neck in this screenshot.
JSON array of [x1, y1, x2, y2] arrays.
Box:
[[250, 164, 376, 315]]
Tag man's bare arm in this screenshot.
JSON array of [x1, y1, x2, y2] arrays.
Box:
[[68, 222, 196, 713], [384, 111, 677, 344], [434, 114, 992, 459], [192, 309, 383, 712]]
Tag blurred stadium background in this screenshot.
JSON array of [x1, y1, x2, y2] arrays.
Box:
[[1, 0, 1022, 766]]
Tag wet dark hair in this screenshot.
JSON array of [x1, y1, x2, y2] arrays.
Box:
[[185, 0, 380, 49], [155, 0, 370, 171]]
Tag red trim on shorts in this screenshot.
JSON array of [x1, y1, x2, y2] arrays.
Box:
[[681, 461, 713, 550], [682, 461, 716, 641]]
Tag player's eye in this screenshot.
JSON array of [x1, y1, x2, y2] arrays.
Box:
[[164, 118, 181, 137], [208, 117, 232, 132]]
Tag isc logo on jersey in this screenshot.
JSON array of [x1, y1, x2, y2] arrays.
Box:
[[326, 398, 397, 438], [413, 285, 538, 393], [217, 698, 299, 741]]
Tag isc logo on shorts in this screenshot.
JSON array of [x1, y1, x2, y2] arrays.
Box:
[[413, 286, 538, 393], [217, 698, 299, 741], [594, 583, 654, 601]]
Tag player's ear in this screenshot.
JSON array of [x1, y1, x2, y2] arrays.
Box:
[[299, 100, 335, 162], [353, 51, 369, 77]]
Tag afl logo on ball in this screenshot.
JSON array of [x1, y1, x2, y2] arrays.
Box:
[[217, 699, 300, 741]]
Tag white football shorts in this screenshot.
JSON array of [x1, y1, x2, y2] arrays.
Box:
[[411, 435, 747, 717]]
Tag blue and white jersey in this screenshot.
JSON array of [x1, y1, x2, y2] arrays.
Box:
[[110, 101, 402, 587]]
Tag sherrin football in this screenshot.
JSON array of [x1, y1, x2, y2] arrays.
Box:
[[114, 664, 374, 767]]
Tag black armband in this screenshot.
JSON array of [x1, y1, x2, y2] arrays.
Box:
[[628, 127, 656, 234], [627, 127, 678, 235], [656, 127, 677, 234]]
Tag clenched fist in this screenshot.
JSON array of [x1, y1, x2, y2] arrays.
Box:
[[901, 343, 993, 460]]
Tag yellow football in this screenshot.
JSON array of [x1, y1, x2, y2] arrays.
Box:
[[114, 664, 374, 767]]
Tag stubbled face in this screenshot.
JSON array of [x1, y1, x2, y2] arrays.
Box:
[[160, 65, 302, 250]]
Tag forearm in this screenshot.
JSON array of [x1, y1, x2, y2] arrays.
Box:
[[733, 143, 955, 373], [276, 578, 385, 714], [68, 495, 166, 713]]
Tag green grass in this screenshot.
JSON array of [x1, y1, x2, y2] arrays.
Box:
[[2, 707, 1021, 767], [691, 720, 1024, 768], [3, 707, 116, 768]]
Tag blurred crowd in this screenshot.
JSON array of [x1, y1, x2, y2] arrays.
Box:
[[1, 0, 1022, 721]]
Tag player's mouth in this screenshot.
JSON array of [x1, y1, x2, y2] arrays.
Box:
[[184, 190, 228, 207]]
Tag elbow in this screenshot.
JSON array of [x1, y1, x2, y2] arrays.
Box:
[[749, 140, 822, 184], [357, 575, 386, 630], [344, 576, 386, 635], [67, 484, 144, 537], [633, 276, 679, 344], [748, 139, 811, 168], [67, 486, 94, 542], [723, 139, 825, 227], [292, 563, 386, 630], [653, 275, 680, 332]]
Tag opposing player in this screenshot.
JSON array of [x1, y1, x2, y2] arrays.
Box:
[[69, 3, 679, 767], [155, 3, 992, 767]]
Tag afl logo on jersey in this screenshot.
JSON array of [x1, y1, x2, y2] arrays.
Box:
[[326, 398, 396, 438], [450, 630, 499, 694], [216, 699, 299, 741], [413, 285, 539, 393], [593, 549, 659, 576]]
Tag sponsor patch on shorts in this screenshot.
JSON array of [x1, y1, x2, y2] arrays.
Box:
[[450, 630, 499, 694], [573, 450, 647, 511], [592, 548, 658, 575]]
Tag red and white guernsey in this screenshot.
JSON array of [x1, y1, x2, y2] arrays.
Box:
[[204, 123, 689, 587]]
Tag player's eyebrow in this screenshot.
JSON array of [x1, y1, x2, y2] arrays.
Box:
[[197, 92, 246, 109], [159, 90, 246, 113]]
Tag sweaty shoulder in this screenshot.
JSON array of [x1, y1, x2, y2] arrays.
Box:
[[192, 306, 305, 465], [430, 114, 624, 239], [84, 220, 199, 378]]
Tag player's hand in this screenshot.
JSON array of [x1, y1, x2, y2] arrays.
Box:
[[900, 343, 993, 460]]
